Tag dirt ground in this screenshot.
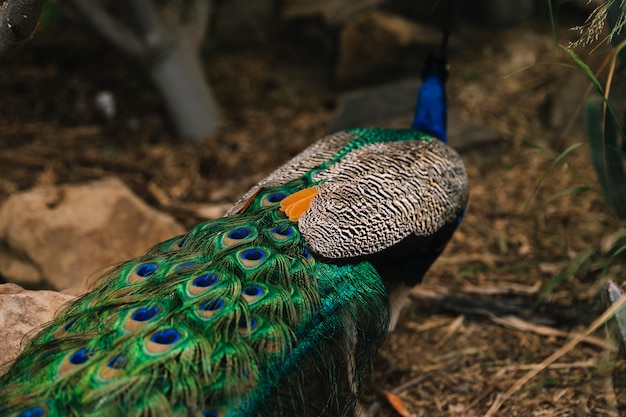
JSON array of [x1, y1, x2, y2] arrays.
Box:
[[1, 12, 625, 417]]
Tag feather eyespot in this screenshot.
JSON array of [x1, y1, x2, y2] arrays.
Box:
[[174, 262, 198, 274], [69, 348, 93, 365], [150, 329, 181, 345], [128, 262, 159, 284], [272, 226, 293, 237], [98, 354, 126, 381], [59, 347, 94, 376], [196, 298, 225, 319], [124, 305, 161, 332], [270, 225, 296, 242], [145, 329, 184, 354], [187, 273, 220, 296], [223, 227, 256, 247], [199, 299, 225, 312], [53, 318, 77, 338], [193, 273, 219, 288], [227, 228, 251, 240], [238, 317, 258, 334], [238, 249, 267, 269], [243, 285, 263, 296], [242, 285, 264, 303], [301, 247, 315, 266], [136, 263, 158, 277], [131, 306, 160, 322], [107, 354, 126, 370], [264, 192, 287, 205], [16, 406, 48, 417], [241, 249, 265, 261]]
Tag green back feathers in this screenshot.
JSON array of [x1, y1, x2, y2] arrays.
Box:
[[0, 127, 467, 417]]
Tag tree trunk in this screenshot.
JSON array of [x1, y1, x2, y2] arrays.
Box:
[[147, 34, 221, 139]]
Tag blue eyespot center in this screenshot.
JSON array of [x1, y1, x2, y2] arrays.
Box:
[[199, 299, 225, 311], [136, 263, 158, 278], [193, 273, 219, 288], [131, 306, 160, 322], [202, 411, 219, 417], [241, 249, 265, 261], [63, 319, 77, 331], [107, 354, 126, 370], [267, 193, 287, 203], [243, 285, 263, 297], [228, 228, 251, 240], [238, 317, 258, 329], [69, 348, 92, 365], [17, 406, 46, 417], [150, 329, 181, 345], [272, 226, 292, 236], [175, 262, 198, 274]]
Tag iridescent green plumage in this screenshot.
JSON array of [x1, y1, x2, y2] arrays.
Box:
[[0, 126, 468, 417]]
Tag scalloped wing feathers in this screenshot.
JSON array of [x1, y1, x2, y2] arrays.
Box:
[[301, 138, 468, 259]]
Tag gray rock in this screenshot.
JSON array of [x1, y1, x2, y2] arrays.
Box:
[[0, 177, 185, 290], [328, 78, 502, 164]]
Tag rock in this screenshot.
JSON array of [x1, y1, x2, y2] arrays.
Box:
[[328, 79, 502, 165], [0, 283, 78, 375], [336, 11, 441, 85], [0, 177, 185, 290]]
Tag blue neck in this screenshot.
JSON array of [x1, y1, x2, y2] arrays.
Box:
[[411, 56, 448, 143]]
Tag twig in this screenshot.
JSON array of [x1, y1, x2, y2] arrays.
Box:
[[63, 0, 144, 57], [483, 290, 626, 417], [488, 314, 615, 351]]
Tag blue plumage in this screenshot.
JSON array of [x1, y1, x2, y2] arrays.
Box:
[[411, 54, 449, 142]]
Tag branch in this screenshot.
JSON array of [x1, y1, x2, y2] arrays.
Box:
[[127, 0, 166, 49], [184, 0, 210, 47], [0, 0, 47, 56], [63, 0, 144, 58]]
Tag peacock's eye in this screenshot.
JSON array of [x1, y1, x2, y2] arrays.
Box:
[[150, 329, 181, 345], [69, 348, 92, 365], [192, 273, 219, 287], [266, 193, 287, 203], [131, 306, 160, 322], [240, 249, 265, 261], [243, 285, 263, 297], [199, 299, 225, 312], [227, 228, 252, 240], [136, 263, 158, 278]]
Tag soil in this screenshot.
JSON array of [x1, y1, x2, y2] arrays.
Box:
[[1, 12, 625, 417]]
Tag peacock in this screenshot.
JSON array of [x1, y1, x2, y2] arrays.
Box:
[[0, 43, 468, 417]]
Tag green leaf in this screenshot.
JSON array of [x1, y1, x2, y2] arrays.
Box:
[[585, 96, 626, 220]]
